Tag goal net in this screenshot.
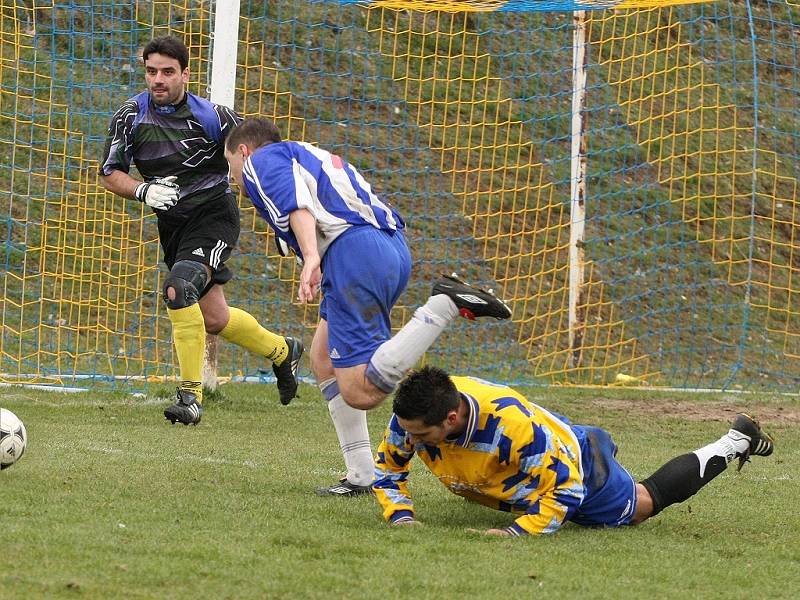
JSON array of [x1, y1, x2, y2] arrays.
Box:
[[1, 0, 798, 392]]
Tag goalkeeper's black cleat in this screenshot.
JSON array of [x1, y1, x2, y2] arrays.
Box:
[[432, 273, 512, 320], [729, 413, 774, 472], [164, 389, 203, 426], [273, 336, 304, 406], [316, 477, 374, 497]]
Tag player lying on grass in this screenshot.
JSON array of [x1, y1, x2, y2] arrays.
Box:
[[99, 36, 302, 425], [373, 366, 775, 536], [224, 117, 512, 495]]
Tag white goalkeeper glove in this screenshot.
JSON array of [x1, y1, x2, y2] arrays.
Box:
[[135, 175, 180, 210]]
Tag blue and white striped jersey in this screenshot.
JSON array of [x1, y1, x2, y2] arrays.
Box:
[[241, 141, 404, 259]]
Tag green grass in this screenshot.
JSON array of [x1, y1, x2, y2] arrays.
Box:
[[1, 382, 798, 599]]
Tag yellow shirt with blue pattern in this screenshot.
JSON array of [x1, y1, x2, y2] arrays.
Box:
[[373, 376, 586, 536]]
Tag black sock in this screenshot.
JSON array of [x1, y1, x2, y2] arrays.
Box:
[[640, 453, 728, 516]]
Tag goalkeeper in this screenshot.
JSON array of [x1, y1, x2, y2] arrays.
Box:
[[99, 36, 303, 425], [374, 366, 775, 536]]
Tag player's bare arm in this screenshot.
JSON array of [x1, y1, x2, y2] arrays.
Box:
[[289, 208, 321, 303]]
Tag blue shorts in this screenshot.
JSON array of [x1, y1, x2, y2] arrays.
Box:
[[570, 426, 638, 528], [319, 226, 411, 368]]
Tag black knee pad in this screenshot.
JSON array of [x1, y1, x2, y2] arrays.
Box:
[[163, 260, 209, 309]]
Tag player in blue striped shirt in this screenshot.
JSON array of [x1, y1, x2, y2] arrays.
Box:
[[225, 118, 512, 495]]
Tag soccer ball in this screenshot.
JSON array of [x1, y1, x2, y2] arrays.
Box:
[[0, 408, 27, 470]]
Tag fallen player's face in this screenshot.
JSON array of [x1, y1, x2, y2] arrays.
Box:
[[144, 53, 188, 106], [397, 416, 449, 446]]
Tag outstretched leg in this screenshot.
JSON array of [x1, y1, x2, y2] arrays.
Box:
[[635, 413, 774, 523], [340, 274, 513, 410], [207, 283, 303, 406]]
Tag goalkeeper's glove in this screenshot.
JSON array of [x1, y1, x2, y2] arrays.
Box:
[[135, 175, 179, 210]]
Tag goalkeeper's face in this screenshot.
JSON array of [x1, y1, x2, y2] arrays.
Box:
[[144, 53, 189, 106]]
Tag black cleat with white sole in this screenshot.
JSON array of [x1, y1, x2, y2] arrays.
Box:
[[316, 477, 374, 497], [729, 413, 774, 472], [432, 274, 512, 320], [164, 389, 203, 426]]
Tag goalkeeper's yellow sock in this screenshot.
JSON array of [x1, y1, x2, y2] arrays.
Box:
[[219, 307, 289, 365], [168, 304, 206, 404]]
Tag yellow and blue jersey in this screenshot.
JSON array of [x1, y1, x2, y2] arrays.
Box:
[[374, 376, 589, 536]]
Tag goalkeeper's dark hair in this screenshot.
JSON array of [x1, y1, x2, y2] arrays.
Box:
[[393, 366, 461, 426], [226, 118, 283, 152], [143, 35, 189, 72]]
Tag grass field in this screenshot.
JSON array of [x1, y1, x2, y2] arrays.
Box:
[[1, 381, 798, 599]]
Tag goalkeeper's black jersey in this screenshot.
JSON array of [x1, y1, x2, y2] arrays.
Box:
[[100, 91, 241, 220]]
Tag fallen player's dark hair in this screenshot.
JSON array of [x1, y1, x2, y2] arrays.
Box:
[[226, 118, 283, 152], [143, 35, 190, 72], [393, 366, 460, 425]]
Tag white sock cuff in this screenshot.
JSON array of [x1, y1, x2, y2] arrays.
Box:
[[423, 293, 460, 323], [693, 434, 743, 477], [318, 377, 339, 402]]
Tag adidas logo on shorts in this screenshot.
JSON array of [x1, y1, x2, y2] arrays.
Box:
[[329, 348, 341, 359], [192, 247, 205, 257]]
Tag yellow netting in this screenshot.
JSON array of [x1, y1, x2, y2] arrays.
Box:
[[594, 7, 800, 360], [357, 8, 653, 384], [353, 1, 712, 13], [0, 2, 217, 384], [2, 0, 798, 390]]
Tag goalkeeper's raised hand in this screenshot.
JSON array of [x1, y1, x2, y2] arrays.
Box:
[[135, 175, 179, 210]]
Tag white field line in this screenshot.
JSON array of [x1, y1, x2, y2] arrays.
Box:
[[45, 444, 360, 477], [0, 383, 88, 393], [46, 440, 263, 469], [1, 395, 170, 408]]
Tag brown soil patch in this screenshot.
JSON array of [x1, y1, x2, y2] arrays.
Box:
[[585, 397, 800, 426]]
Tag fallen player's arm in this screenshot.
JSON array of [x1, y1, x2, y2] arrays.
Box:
[[373, 417, 417, 526], [390, 513, 420, 526]]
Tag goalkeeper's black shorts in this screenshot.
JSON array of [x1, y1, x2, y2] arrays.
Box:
[[157, 191, 240, 291]]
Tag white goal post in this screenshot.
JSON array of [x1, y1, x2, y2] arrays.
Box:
[[203, 0, 241, 389], [568, 10, 588, 370]]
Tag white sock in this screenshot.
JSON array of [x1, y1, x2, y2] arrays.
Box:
[[693, 431, 750, 477], [366, 294, 459, 392], [320, 378, 374, 486]]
